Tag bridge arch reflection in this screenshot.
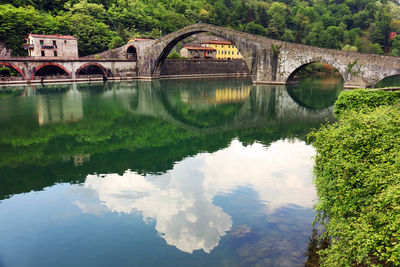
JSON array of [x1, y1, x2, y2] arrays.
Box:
[[158, 80, 251, 128]]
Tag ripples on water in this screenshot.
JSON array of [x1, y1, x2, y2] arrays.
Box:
[[0, 78, 342, 267]]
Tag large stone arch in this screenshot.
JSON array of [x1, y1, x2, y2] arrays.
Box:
[[32, 62, 71, 80], [0, 62, 27, 80], [138, 24, 259, 80], [282, 57, 346, 84]]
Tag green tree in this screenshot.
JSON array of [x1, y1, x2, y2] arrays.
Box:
[[244, 21, 266, 36], [305, 22, 325, 47], [390, 36, 400, 56], [0, 4, 58, 55], [266, 2, 287, 39], [109, 36, 124, 49], [282, 29, 295, 42], [321, 26, 344, 49], [67, 13, 111, 56]]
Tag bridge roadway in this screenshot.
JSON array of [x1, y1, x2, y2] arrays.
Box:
[[2, 23, 400, 87]]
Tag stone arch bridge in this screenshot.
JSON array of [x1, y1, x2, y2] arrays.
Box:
[[130, 23, 400, 87], [2, 23, 400, 87]]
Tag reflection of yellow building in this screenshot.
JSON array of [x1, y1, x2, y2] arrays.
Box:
[[181, 86, 250, 104], [201, 41, 243, 60], [215, 87, 250, 103]]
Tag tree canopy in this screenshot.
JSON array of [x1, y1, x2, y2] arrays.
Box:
[[1, 0, 400, 56]]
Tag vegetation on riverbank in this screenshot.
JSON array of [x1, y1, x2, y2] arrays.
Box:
[[309, 89, 400, 266], [2, 0, 400, 56]]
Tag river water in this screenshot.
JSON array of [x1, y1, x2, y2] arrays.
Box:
[[0, 78, 342, 267]]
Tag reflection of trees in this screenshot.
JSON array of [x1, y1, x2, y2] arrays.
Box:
[[304, 228, 330, 267], [286, 77, 343, 110], [0, 80, 334, 200]]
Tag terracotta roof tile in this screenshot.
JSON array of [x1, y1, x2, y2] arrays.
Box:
[[183, 46, 216, 51], [200, 40, 232, 45], [27, 34, 77, 40]]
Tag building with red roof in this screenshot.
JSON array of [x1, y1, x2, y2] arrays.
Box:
[[200, 40, 243, 60], [180, 46, 217, 59], [24, 33, 78, 58]]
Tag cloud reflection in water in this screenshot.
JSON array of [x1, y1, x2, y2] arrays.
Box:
[[73, 139, 316, 254]]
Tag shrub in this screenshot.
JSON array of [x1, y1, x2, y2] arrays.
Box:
[[167, 49, 182, 59], [310, 90, 400, 266], [334, 89, 400, 118]]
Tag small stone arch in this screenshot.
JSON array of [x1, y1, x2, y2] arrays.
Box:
[[283, 59, 346, 84], [0, 62, 27, 80], [375, 73, 400, 88], [151, 25, 252, 78], [126, 45, 137, 60], [76, 62, 110, 77], [32, 63, 71, 80]]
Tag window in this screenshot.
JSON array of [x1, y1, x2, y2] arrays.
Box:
[[53, 40, 56, 46], [237, 51, 239, 55], [40, 40, 44, 46], [54, 51, 57, 57], [64, 40, 67, 44], [41, 51, 45, 57]]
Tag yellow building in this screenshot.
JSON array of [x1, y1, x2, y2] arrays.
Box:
[[201, 41, 243, 60]]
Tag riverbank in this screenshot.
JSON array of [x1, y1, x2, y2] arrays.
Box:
[[309, 89, 400, 266]]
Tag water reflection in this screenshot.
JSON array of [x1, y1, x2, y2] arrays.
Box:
[[71, 139, 315, 254], [37, 89, 83, 125], [286, 76, 343, 110], [0, 80, 336, 200], [0, 79, 340, 266]]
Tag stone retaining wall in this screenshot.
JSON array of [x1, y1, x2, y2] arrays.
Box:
[[160, 59, 250, 77]]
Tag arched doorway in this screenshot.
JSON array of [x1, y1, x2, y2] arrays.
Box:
[[126, 46, 137, 60], [32, 63, 71, 80]]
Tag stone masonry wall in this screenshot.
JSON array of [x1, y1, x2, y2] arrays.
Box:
[[160, 59, 250, 76]]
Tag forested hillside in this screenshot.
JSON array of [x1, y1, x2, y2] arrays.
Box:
[[1, 0, 400, 57]]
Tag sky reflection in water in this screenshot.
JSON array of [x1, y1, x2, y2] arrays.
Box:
[[71, 138, 315, 254]]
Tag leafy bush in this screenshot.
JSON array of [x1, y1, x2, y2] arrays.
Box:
[[334, 89, 400, 118], [167, 49, 182, 59], [310, 90, 400, 266]]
